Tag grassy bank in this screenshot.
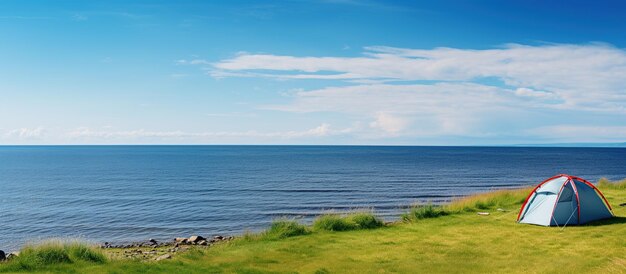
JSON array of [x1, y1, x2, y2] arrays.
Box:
[[2, 179, 626, 273], [0, 240, 106, 273]]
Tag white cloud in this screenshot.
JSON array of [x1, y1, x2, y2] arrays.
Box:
[[4, 127, 45, 139], [266, 83, 508, 113], [514, 87, 557, 99], [176, 59, 211, 65], [263, 83, 519, 136], [212, 43, 626, 113], [369, 112, 409, 134], [66, 124, 350, 141], [195, 43, 626, 141]]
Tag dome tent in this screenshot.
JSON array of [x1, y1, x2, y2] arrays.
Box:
[[517, 174, 613, 226]]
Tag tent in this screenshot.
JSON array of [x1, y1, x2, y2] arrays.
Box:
[[517, 174, 613, 226]]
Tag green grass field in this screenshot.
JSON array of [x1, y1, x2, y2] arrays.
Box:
[[2, 178, 626, 273]]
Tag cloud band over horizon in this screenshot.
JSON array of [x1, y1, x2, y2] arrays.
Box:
[[4, 43, 626, 145]]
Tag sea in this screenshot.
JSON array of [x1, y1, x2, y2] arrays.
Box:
[[1, 145, 625, 251]]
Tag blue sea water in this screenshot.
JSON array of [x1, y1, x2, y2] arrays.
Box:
[[1, 145, 626, 251]]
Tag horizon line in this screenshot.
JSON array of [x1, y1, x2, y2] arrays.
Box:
[[0, 143, 625, 148]]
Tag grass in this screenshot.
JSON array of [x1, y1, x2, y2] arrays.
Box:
[[261, 219, 310, 240], [313, 212, 384, 231], [349, 212, 384, 229], [313, 214, 359, 231], [447, 188, 531, 213], [401, 188, 529, 222], [598, 177, 626, 190], [2, 178, 626, 273], [0, 240, 106, 272], [401, 204, 449, 222]]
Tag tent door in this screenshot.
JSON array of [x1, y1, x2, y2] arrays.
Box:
[[551, 182, 578, 226]]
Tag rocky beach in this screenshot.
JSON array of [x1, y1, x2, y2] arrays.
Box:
[[0, 234, 234, 263]]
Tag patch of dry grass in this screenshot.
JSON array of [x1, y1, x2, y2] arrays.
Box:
[[447, 188, 531, 213], [598, 177, 626, 190]]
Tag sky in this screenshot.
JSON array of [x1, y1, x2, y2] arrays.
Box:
[[2, 0, 626, 145]]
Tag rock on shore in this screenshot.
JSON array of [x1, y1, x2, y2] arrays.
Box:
[[188, 235, 205, 244], [155, 254, 172, 261], [99, 235, 234, 261]]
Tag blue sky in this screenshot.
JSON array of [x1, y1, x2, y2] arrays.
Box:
[[2, 0, 626, 145]]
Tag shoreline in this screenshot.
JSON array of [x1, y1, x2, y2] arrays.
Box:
[[100, 235, 235, 261], [0, 235, 236, 262], [0, 186, 533, 256], [1, 177, 622, 259], [0, 188, 500, 258], [1, 179, 624, 272]]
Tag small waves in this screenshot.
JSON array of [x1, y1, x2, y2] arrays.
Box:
[[1, 145, 625, 251]]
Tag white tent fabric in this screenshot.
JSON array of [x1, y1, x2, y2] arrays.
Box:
[[517, 175, 613, 226]]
